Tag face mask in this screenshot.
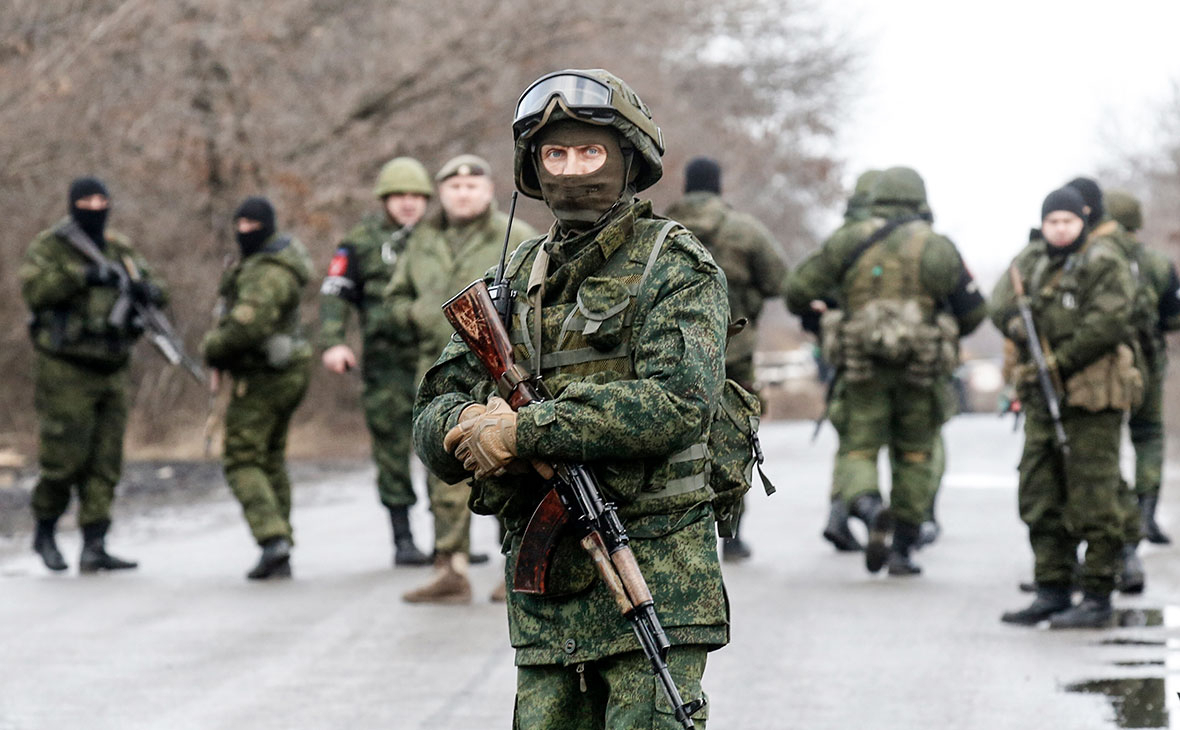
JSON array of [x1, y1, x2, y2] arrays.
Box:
[[535, 121, 630, 225], [236, 227, 271, 257], [71, 206, 108, 244]]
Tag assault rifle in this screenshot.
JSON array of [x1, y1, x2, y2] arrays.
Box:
[[442, 284, 707, 727], [1008, 264, 1068, 455], [58, 221, 206, 384]]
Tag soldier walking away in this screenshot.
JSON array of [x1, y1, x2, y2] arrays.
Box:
[[414, 68, 728, 728], [787, 166, 985, 577], [319, 157, 433, 567], [993, 187, 1138, 629], [20, 176, 169, 573], [386, 154, 537, 603], [202, 197, 312, 580], [665, 156, 787, 562]]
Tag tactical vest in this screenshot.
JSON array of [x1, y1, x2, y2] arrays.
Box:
[[29, 229, 142, 369], [217, 236, 310, 371]]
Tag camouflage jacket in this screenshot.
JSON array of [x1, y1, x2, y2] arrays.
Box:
[[1110, 224, 1180, 372], [384, 204, 536, 378], [413, 199, 730, 666], [665, 192, 787, 371], [20, 218, 166, 370], [318, 214, 416, 368], [202, 234, 312, 374]]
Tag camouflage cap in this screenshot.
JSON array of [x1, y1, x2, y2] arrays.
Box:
[[872, 166, 927, 206], [436, 154, 492, 183], [1105, 189, 1143, 232], [373, 157, 433, 199], [512, 69, 663, 200]]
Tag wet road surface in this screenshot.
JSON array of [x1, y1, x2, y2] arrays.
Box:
[[1, 415, 1179, 729]]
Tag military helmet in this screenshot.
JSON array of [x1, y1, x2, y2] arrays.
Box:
[[372, 157, 433, 200], [853, 169, 881, 198], [512, 68, 664, 199], [871, 166, 927, 206], [1105, 189, 1143, 232]]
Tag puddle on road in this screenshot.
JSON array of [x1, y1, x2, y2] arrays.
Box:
[[1063, 678, 1167, 729]]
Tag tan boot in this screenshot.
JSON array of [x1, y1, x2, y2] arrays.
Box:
[[489, 578, 507, 603], [402, 552, 472, 604]]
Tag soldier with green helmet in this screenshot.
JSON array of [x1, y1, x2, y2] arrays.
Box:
[[994, 186, 1138, 629], [665, 156, 787, 562], [413, 68, 728, 728], [202, 197, 313, 580], [787, 166, 986, 576], [319, 156, 433, 567], [20, 176, 168, 573], [386, 154, 537, 604]]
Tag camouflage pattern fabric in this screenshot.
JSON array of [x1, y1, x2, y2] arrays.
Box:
[[319, 215, 418, 507], [990, 230, 1135, 594], [664, 191, 786, 388], [413, 199, 730, 667]]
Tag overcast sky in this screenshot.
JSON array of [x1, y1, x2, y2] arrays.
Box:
[[821, 0, 1180, 287]]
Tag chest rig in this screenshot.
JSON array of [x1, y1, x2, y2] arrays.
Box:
[[503, 217, 711, 504]]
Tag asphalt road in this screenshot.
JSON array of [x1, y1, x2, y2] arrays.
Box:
[[1, 415, 1178, 730]]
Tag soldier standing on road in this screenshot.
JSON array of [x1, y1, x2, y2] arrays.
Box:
[[20, 176, 168, 573], [319, 157, 433, 567], [665, 156, 787, 563], [994, 187, 1138, 628], [414, 67, 729, 729], [202, 197, 312, 581], [386, 155, 537, 604], [787, 167, 985, 577]]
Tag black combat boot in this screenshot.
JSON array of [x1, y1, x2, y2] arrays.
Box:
[[32, 518, 67, 572], [1048, 592, 1113, 629], [388, 506, 431, 567], [1001, 584, 1073, 626], [79, 521, 138, 573], [822, 498, 863, 552], [915, 520, 940, 549], [722, 535, 753, 562], [1117, 543, 1145, 595], [886, 520, 922, 576], [850, 494, 891, 574], [1140, 494, 1171, 545], [246, 536, 292, 580]]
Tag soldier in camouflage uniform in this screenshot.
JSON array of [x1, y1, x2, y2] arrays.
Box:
[[787, 167, 985, 577], [386, 154, 537, 603], [1105, 190, 1180, 548], [202, 197, 312, 580], [319, 157, 433, 567], [665, 156, 786, 563], [994, 186, 1138, 628], [20, 177, 167, 573], [414, 69, 729, 728]]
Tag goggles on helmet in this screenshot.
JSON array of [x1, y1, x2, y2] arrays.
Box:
[[513, 72, 665, 154]]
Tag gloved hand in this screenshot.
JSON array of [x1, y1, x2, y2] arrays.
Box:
[[130, 280, 163, 305], [445, 396, 519, 479], [1004, 314, 1028, 344], [85, 264, 120, 287]]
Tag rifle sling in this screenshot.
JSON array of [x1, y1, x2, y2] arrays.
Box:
[[838, 214, 924, 283]]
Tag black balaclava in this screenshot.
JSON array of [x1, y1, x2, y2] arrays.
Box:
[[684, 156, 721, 194], [1066, 176, 1104, 226], [68, 176, 110, 245], [234, 196, 276, 256], [535, 120, 632, 228], [1041, 186, 1088, 255]]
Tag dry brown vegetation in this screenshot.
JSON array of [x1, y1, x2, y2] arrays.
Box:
[[0, 0, 854, 457]]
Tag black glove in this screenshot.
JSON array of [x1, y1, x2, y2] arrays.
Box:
[[85, 265, 120, 287], [130, 280, 163, 305]]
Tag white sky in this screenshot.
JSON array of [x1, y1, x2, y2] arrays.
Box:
[[821, 0, 1180, 288]]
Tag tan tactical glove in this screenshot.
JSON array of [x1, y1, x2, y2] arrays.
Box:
[[443, 402, 487, 455], [449, 396, 520, 479]]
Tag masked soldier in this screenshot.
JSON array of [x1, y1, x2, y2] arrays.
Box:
[[787, 166, 985, 576], [319, 157, 433, 567], [413, 69, 729, 728], [1106, 189, 1180, 547], [202, 197, 312, 580], [665, 156, 787, 562], [20, 176, 167, 573], [386, 154, 537, 603], [994, 187, 1138, 628]]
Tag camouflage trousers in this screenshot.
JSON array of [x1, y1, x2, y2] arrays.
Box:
[[1121, 366, 1165, 543], [223, 364, 310, 545], [829, 368, 943, 527], [30, 353, 127, 527], [361, 348, 417, 508], [513, 647, 709, 730], [427, 473, 471, 554], [1019, 409, 1123, 595]]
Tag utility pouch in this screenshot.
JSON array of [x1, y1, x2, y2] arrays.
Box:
[[1065, 344, 1144, 412], [819, 309, 845, 369], [573, 277, 632, 352], [263, 334, 294, 369], [710, 379, 775, 538]]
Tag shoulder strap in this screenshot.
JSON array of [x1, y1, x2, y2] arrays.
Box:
[[839, 214, 924, 282]]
